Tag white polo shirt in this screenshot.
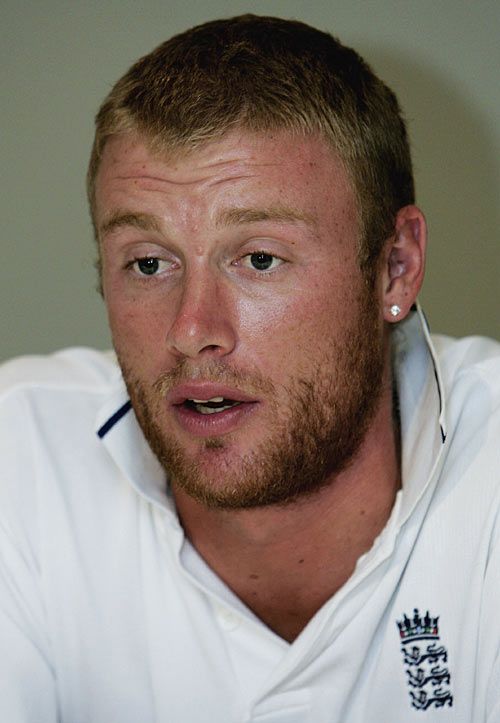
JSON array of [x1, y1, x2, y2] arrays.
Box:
[[1, 308, 500, 722]]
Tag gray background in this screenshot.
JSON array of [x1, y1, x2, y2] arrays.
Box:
[[2, 0, 499, 361]]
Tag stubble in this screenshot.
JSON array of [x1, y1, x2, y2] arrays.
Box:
[[120, 284, 385, 510]]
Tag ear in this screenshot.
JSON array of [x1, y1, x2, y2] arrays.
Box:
[[382, 205, 427, 323]]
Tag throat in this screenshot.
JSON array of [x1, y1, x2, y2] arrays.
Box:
[[241, 578, 346, 643]]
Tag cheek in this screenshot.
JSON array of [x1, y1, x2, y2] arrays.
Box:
[[235, 284, 345, 372], [106, 293, 167, 370]]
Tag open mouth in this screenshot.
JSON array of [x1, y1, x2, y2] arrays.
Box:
[[170, 386, 258, 436], [183, 396, 241, 415]]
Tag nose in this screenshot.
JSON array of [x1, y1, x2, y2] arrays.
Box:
[[166, 267, 237, 360]]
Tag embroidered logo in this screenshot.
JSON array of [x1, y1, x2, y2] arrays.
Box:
[[396, 609, 453, 711]]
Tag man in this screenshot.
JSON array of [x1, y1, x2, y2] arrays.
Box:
[[1, 14, 499, 722]]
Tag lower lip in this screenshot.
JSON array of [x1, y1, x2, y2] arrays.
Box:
[[172, 402, 258, 437]]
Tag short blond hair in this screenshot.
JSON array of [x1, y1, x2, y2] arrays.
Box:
[[88, 14, 414, 276]]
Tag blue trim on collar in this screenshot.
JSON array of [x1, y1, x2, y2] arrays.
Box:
[[97, 400, 132, 438]]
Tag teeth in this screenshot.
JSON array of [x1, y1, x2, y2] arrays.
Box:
[[190, 399, 240, 415], [191, 396, 224, 403], [184, 396, 241, 415], [196, 404, 235, 414]]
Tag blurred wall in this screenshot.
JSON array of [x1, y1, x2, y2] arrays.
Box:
[[2, 0, 499, 361]]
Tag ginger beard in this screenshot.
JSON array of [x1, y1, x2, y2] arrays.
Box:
[[119, 285, 385, 510]]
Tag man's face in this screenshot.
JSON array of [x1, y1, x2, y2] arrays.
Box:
[[95, 129, 386, 509]]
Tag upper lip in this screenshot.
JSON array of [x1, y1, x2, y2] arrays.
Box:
[[167, 383, 259, 406]]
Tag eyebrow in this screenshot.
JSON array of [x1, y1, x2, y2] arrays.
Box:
[[99, 211, 162, 239], [99, 204, 315, 239], [215, 205, 316, 228]]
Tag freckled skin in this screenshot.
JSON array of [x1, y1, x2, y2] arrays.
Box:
[[96, 130, 373, 483]]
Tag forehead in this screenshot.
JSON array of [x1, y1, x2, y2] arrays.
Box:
[[94, 129, 358, 233]]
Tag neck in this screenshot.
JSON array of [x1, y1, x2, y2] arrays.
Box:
[[173, 369, 400, 642]]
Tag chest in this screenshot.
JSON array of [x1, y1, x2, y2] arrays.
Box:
[[45, 496, 492, 723]]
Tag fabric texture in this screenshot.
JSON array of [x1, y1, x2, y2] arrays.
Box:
[[1, 307, 500, 722]]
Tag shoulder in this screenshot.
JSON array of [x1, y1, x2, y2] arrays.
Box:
[[432, 333, 500, 404], [0, 349, 123, 533], [0, 347, 119, 399], [430, 334, 500, 504], [0, 347, 122, 475], [432, 333, 500, 378]]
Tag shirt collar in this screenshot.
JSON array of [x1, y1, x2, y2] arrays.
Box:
[[392, 303, 447, 525], [95, 304, 447, 524], [95, 376, 171, 512]]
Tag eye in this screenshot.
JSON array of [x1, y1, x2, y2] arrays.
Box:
[[242, 252, 284, 272], [130, 257, 171, 276]]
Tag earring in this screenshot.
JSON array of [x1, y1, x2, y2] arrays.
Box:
[[390, 304, 401, 317]]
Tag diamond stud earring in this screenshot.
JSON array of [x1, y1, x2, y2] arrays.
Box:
[[390, 304, 401, 317]]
